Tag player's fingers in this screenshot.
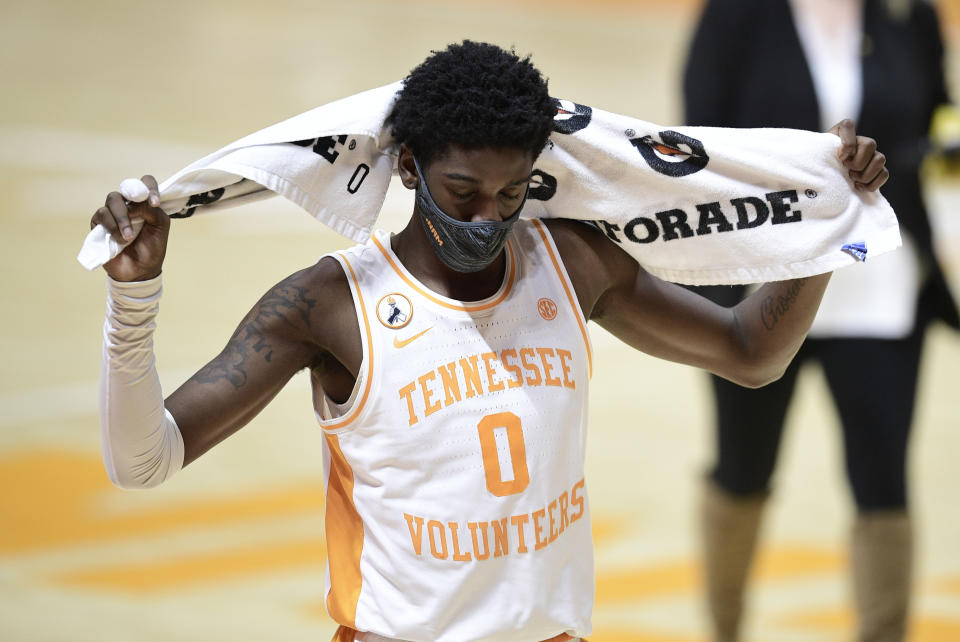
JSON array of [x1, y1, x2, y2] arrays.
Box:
[[94, 204, 124, 241], [91, 206, 109, 231], [861, 166, 890, 192], [830, 118, 858, 162], [105, 191, 135, 240], [141, 174, 161, 208], [847, 135, 878, 173], [849, 152, 887, 189]]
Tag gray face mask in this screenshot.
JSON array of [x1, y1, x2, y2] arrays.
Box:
[[413, 156, 527, 273]]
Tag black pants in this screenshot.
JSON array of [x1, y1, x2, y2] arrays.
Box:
[[697, 286, 926, 511]]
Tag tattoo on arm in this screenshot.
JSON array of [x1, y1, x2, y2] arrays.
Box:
[[193, 279, 317, 389], [760, 279, 806, 331]]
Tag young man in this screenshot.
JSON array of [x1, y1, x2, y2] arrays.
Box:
[[92, 41, 887, 642]]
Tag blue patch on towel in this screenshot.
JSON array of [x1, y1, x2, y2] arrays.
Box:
[[841, 242, 868, 262]]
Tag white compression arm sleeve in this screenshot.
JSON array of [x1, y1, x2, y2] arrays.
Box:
[[100, 275, 184, 488]]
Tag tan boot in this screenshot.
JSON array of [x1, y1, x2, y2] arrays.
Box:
[[701, 480, 768, 642], [851, 510, 912, 642]]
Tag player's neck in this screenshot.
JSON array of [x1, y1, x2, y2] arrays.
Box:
[[391, 217, 507, 302]]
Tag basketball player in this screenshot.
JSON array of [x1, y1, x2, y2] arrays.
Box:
[[91, 41, 887, 642]]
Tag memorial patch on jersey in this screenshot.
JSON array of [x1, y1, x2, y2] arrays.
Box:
[[376, 293, 413, 329]]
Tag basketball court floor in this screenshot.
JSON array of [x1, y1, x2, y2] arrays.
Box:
[[1, 1, 958, 639]]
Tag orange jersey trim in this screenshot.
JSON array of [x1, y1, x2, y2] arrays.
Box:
[[331, 626, 356, 642], [322, 253, 375, 431], [530, 219, 593, 379], [324, 433, 364, 629], [371, 235, 517, 312]]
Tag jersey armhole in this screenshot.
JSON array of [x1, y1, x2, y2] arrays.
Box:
[[315, 252, 375, 434], [529, 219, 594, 379]]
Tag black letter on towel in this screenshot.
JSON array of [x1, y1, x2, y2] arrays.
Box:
[[655, 209, 695, 241], [347, 164, 370, 194], [171, 188, 226, 219], [291, 135, 348, 164], [528, 170, 558, 201], [731, 197, 770, 229], [596, 220, 623, 243], [624, 217, 659, 244], [695, 202, 734, 235], [551, 99, 593, 135], [313, 135, 348, 164], [766, 190, 802, 225], [630, 131, 709, 177]]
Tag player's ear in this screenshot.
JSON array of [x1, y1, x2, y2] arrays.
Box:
[[398, 145, 418, 190]]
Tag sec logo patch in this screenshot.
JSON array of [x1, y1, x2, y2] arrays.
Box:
[[377, 293, 413, 329], [538, 298, 558, 321]]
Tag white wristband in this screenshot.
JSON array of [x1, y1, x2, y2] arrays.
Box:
[[100, 274, 184, 488]]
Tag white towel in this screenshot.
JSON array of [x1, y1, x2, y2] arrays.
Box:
[[78, 81, 900, 285]]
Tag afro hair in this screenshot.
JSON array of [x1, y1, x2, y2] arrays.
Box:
[[388, 40, 556, 166]]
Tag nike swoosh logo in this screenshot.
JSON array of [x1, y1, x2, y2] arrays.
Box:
[[393, 326, 433, 349]]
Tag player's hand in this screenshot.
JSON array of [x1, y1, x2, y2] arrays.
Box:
[[829, 119, 889, 192], [90, 175, 170, 282]]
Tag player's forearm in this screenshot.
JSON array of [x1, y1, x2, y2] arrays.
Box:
[[100, 275, 184, 488], [729, 273, 831, 387]]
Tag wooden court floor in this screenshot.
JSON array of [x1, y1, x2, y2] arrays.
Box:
[[2, 1, 959, 640]]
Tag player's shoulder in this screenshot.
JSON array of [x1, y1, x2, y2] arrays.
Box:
[[251, 255, 354, 343], [540, 218, 631, 270], [273, 254, 351, 299], [300, 254, 355, 316], [541, 217, 602, 251], [539, 218, 638, 319]]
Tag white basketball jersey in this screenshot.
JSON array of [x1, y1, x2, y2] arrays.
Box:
[[317, 219, 594, 642]]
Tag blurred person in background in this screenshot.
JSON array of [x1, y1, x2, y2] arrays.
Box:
[[683, 0, 960, 641]]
